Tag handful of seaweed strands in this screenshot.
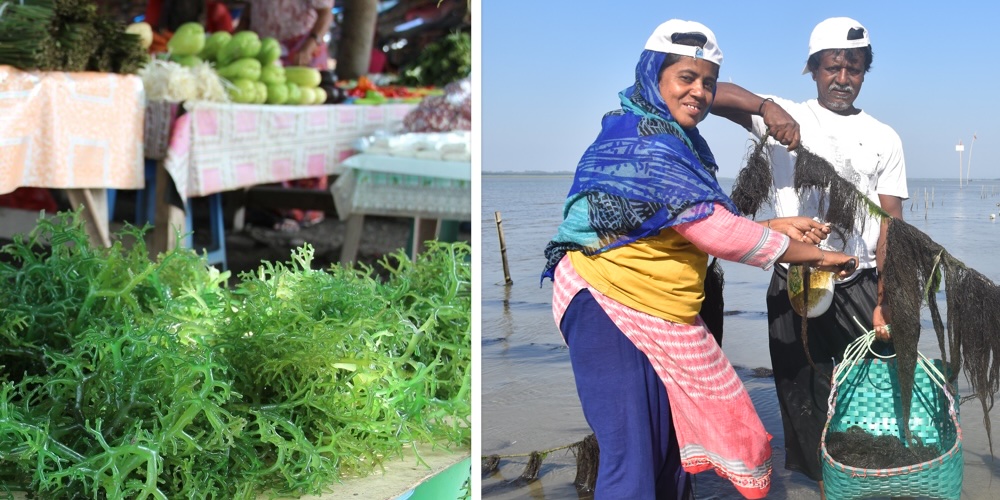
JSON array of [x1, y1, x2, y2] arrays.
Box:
[[0, 0, 146, 73], [733, 138, 1000, 454]]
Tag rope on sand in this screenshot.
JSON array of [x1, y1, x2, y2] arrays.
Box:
[[481, 433, 599, 491]]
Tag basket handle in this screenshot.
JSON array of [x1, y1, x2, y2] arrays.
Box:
[[834, 317, 950, 391]]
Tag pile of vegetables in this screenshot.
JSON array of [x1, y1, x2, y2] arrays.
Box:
[[163, 22, 327, 105], [0, 212, 471, 498], [139, 58, 229, 102], [338, 75, 440, 105], [0, 0, 147, 74]]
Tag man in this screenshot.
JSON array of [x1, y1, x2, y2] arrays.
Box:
[[709, 17, 908, 495]]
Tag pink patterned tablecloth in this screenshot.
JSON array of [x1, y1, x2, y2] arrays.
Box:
[[160, 101, 417, 202], [0, 65, 145, 195]]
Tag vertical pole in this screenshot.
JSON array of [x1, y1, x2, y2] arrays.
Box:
[[494, 211, 513, 285], [966, 134, 977, 186], [956, 141, 965, 188]]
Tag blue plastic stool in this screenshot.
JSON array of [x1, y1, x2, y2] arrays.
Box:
[[183, 193, 228, 270], [135, 158, 158, 226], [106, 189, 117, 221], [107, 159, 156, 227], [131, 159, 226, 270]]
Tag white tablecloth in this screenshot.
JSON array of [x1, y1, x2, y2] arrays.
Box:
[[157, 101, 417, 202], [331, 153, 471, 221]]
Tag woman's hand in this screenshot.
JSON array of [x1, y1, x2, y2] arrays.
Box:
[[761, 101, 800, 151], [872, 303, 892, 342], [294, 37, 317, 66], [767, 217, 830, 244]]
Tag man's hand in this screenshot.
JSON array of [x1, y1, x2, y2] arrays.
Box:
[[761, 101, 800, 151], [873, 303, 891, 342]]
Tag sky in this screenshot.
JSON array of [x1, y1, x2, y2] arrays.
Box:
[[480, 1, 1000, 180]]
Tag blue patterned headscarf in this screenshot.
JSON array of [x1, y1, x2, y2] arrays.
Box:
[[541, 49, 739, 281]]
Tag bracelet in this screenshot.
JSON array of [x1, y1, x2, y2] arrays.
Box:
[[766, 219, 772, 229], [757, 97, 774, 116], [817, 249, 826, 266]]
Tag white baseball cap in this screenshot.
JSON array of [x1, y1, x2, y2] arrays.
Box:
[[802, 17, 870, 74], [644, 19, 723, 66]]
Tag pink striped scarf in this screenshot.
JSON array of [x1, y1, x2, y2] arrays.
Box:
[[552, 257, 772, 498]]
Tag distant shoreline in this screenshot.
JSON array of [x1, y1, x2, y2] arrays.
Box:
[[483, 172, 1000, 183]]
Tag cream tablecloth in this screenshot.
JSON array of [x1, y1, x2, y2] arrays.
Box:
[[0, 65, 145, 246]]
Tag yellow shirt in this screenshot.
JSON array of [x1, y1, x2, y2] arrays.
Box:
[[568, 227, 707, 324]]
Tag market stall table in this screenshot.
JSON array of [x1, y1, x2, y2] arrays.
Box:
[[146, 100, 417, 262], [0, 65, 145, 247], [331, 150, 471, 264]]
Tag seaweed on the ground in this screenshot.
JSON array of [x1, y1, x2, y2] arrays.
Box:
[[519, 451, 544, 481], [572, 433, 599, 492], [481, 433, 599, 492]]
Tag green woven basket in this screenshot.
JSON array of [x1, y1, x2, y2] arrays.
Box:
[[821, 356, 963, 500]]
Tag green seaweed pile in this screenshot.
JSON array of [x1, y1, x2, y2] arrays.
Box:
[[0, 212, 470, 498]]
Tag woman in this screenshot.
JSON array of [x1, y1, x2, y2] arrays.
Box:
[[240, 0, 335, 231], [242, 0, 334, 68], [541, 20, 857, 499], [148, 1, 233, 34]]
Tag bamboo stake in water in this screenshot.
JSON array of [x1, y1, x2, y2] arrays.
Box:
[[495, 211, 513, 285]]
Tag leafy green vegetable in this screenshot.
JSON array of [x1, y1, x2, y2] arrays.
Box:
[[0, 211, 470, 498], [398, 31, 471, 87]]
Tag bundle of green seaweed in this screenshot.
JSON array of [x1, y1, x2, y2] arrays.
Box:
[[729, 138, 774, 216], [731, 141, 885, 234], [0, 0, 145, 73], [733, 138, 1000, 453], [883, 217, 1000, 452], [0, 211, 471, 498], [793, 147, 885, 239]]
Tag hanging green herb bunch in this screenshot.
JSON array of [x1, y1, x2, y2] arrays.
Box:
[[0, 0, 147, 73]]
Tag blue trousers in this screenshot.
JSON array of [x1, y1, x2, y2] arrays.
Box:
[[560, 290, 692, 500]]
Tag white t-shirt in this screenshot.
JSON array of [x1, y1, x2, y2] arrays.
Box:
[[749, 98, 909, 273]]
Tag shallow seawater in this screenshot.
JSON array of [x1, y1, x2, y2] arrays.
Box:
[[481, 175, 1000, 499]]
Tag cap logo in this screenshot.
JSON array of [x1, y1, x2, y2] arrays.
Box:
[[695, 47, 704, 59], [847, 27, 866, 41]]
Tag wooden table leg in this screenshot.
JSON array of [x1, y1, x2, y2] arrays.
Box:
[[339, 213, 365, 265], [411, 217, 441, 258], [150, 159, 186, 257], [65, 188, 110, 248]]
